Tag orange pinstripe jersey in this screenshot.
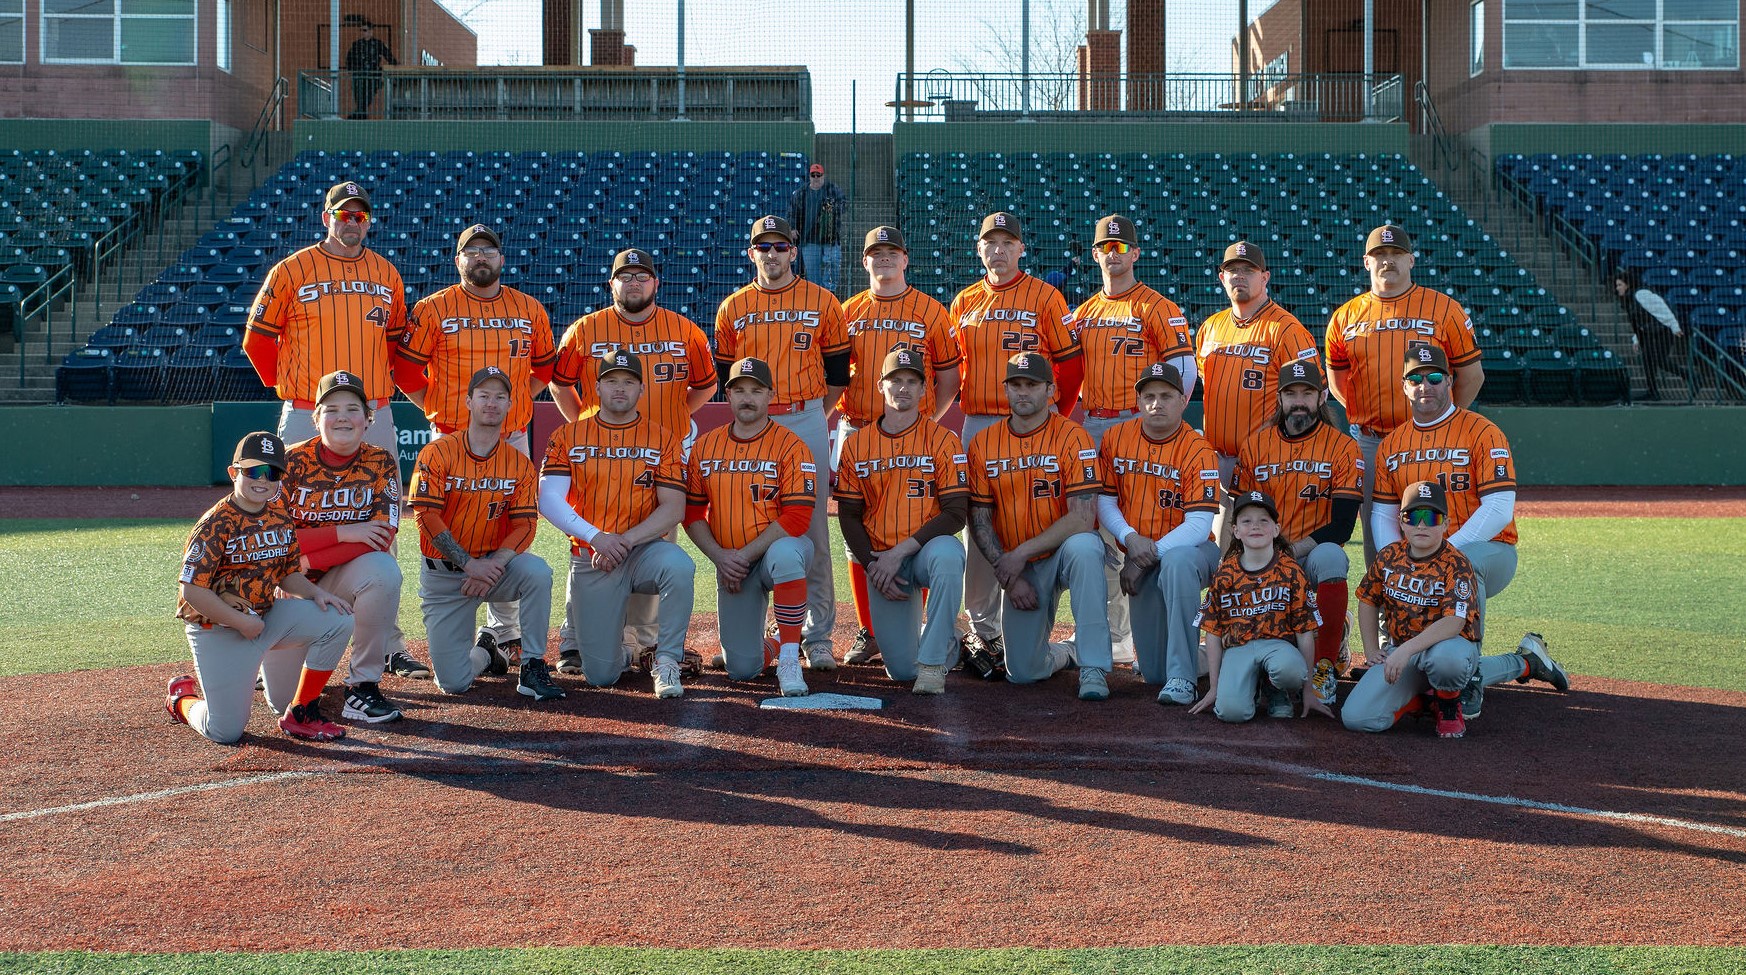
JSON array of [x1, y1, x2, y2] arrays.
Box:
[[551, 306, 715, 435], [686, 420, 817, 550], [835, 417, 969, 552], [399, 284, 555, 434], [1068, 283, 1192, 413], [281, 439, 401, 529], [176, 498, 303, 625], [540, 415, 684, 556], [950, 272, 1079, 416], [247, 244, 408, 402], [1372, 408, 1518, 545], [1359, 540, 1481, 646], [408, 433, 539, 559], [1097, 419, 1221, 541], [839, 287, 962, 427], [1232, 422, 1365, 543], [968, 412, 1100, 558], [1195, 301, 1321, 456], [714, 279, 850, 405], [1325, 286, 1481, 433], [1194, 550, 1322, 646]]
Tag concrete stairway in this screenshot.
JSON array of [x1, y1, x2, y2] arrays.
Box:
[[813, 133, 897, 298]]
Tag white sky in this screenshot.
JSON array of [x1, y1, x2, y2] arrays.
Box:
[[437, 0, 1262, 132]]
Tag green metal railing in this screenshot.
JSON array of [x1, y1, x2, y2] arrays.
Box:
[[299, 68, 811, 122], [895, 71, 1405, 123]]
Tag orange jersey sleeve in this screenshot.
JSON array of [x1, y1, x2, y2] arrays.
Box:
[[685, 421, 817, 550], [246, 244, 407, 402], [552, 306, 715, 435], [967, 412, 1099, 558], [408, 433, 540, 559], [1325, 286, 1482, 434], [1194, 550, 1322, 645], [1358, 540, 1482, 646], [1069, 284, 1192, 413], [1097, 418, 1222, 540], [836, 417, 969, 551], [281, 439, 402, 530], [176, 498, 303, 625], [539, 415, 685, 555], [713, 279, 847, 405], [950, 272, 1081, 416], [399, 284, 553, 434], [1195, 301, 1321, 456], [1372, 408, 1518, 545], [1232, 423, 1365, 542], [839, 287, 961, 427]]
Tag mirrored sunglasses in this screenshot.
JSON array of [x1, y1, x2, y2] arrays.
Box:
[[1404, 371, 1448, 386], [1400, 508, 1446, 527], [238, 465, 284, 482], [1095, 241, 1132, 255], [752, 241, 794, 253], [328, 208, 372, 225]]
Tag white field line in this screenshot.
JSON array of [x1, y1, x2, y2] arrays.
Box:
[[0, 771, 316, 823]]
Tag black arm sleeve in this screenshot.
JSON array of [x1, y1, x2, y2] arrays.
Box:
[[823, 350, 852, 388], [1309, 497, 1360, 546], [837, 498, 877, 565], [912, 494, 969, 548], [716, 360, 733, 390]]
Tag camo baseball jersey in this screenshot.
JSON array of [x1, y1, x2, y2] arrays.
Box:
[[1068, 283, 1192, 413], [1195, 550, 1322, 646], [175, 498, 303, 626], [835, 417, 969, 552], [1325, 286, 1481, 433], [551, 306, 715, 434], [967, 412, 1100, 559], [1195, 301, 1320, 455], [950, 273, 1079, 416], [408, 433, 539, 559], [1372, 408, 1518, 545], [399, 284, 555, 434], [1232, 424, 1365, 543], [685, 420, 816, 550], [1096, 418, 1222, 541], [1358, 539, 1481, 646], [838, 287, 961, 427], [248, 244, 408, 402], [540, 414, 685, 556], [281, 439, 400, 529], [713, 278, 849, 405]]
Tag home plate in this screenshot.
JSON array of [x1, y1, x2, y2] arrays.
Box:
[[759, 693, 884, 711]]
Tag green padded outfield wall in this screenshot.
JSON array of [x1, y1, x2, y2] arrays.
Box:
[[292, 120, 814, 155], [1470, 124, 1746, 159], [0, 406, 212, 486], [893, 121, 1410, 157]]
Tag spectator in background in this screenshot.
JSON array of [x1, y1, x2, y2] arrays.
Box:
[[1612, 269, 1687, 400], [788, 163, 847, 293], [346, 23, 398, 120]]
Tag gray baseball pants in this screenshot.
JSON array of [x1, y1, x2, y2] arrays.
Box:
[[1080, 411, 1135, 653], [863, 535, 966, 682], [1212, 638, 1309, 723], [1341, 636, 1480, 732], [1128, 540, 1221, 686], [1002, 532, 1112, 683], [716, 535, 813, 681], [558, 541, 696, 686], [181, 600, 354, 744], [959, 413, 1004, 642], [315, 551, 400, 685], [418, 552, 552, 695], [772, 400, 836, 649]]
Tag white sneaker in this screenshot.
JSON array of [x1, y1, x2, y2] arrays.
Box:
[[1157, 677, 1196, 705], [777, 656, 809, 696], [802, 642, 837, 671], [652, 659, 684, 699], [912, 663, 947, 695]]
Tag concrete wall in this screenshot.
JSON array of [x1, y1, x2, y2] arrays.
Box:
[[894, 121, 1409, 156], [291, 119, 815, 154], [1470, 123, 1746, 159]]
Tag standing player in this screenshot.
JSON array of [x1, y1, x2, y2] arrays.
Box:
[[684, 358, 818, 697], [835, 349, 969, 693], [835, 225, 961, 665], [715, 216, 850, 670], [539, 351, 695, 698], [966, 353, 1110, 701], [280, 370, 407, 724], [1369, 346, 1569, 719], [1326, 224, 1484, 563], [952, 212, 1085, 660], [550, 247, 716, 674], [1098, 363, 1223, 704], [165, 432, 355, 745], [244, 181, 407, 450], [1231, 359, 1364, 706], [407, 367, 561, 701]]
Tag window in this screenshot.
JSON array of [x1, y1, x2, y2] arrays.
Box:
[[1503, 0, 1739, 69], [43, 0, 197, 66], [1472, 0, 1487, 75], [0, 0, 21, 65], [216, 0, 230, 72]]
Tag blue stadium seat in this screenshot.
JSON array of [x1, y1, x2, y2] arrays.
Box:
[[56, 348, 113, 403], [111, 347, 166, 401], [216, 346, 271, 400]]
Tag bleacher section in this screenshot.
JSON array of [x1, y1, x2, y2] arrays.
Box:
[[899, 151, 1628, 404], [57, 148, 806, 404]]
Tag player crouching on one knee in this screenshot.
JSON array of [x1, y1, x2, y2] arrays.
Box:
[[166, 432, 356, 744], [1187, 490, 1332, 723]]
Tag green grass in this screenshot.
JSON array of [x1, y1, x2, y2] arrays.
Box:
[[3, 947, 1743, 974]]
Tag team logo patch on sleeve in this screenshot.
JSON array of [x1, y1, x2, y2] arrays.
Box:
[[800, 463, 817, 473], [1490, 448, 1510, 459], [1200, 469, 1220, 480], [952, 453, 967, 465], [1078, 448, 1098, 460]]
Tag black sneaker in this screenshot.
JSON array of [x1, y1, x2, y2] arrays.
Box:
[[556, 650, 584, 676], [386, 650, 432, 680], [843, 628, 881, 665], [497, 638, 523, 669], [341, 681, 403, 723], [517, 657, 566, 701], [476, 628, 509, 676]]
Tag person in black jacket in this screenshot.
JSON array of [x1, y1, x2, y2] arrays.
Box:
[[787, 164, 847, 294], [1612, 269, 1686, 399], [345, 23, 398, 120]]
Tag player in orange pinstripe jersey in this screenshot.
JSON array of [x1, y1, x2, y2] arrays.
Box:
[[835, 225, 962, 666], [836, 348, 969, 691], [1097, 362, 1223, 705], [1326, 224, 1485, 563], [407, 367, 560, 701], [966, 353, 1110, 700], [715, 216, 850, 668], [244, 181, 408, 452]]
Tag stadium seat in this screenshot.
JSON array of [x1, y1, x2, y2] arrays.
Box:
[[111, 347, 166, 401], [56, 348, 114, 403], [164, 346, 219, 402], [216, 346, 272, 401]]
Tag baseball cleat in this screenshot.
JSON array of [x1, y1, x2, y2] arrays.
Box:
[[1157, 677, 1196, 706], [280, 700, 346, 742], [497, 639, 524, 669], [165, 675, 198, 724], [1434, 694, 1466, 739], [776, 655, 809, 696], [959, 633, 1007, 680], [843, 628, 881, 665], [1337, 612, 1356, 673], [1459, 675, 1484, 720], [517, 658, 566, 701], [1266, 685, 1295, 719], [912, 664, 947, 695], [556, 650, 584, 676], [386, 650, 432, 680], [1078, 667, 1110, 701], [1516, 633, 1569, 691], [341, 682, 402, 723], [475, 629, 510, 676], [802, 642, 837, 671], [1310, 658, 1340, 709], [651, 659, 684, 699]]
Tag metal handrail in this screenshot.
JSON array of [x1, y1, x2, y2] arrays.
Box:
[[1688, 327, 1746, 402], [12, 266, 77, 382], [207, 143, 232, 228], [1413, 80, 1458, 173], [240, 77, 288, 169], [894, 71, 1404, 123]]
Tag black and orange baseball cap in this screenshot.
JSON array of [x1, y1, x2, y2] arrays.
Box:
[[1402, 344, 1450, 378], [1220, 240, 1267, 271], [1278, 358, 1324, 390], [456, 224, 501, 252], [233, 431, 288, 470], [863, 226, 907, 253], [315, 369, 370, 406], [881, 347, 926, 380], [1134, 361, 1185, 394], [468, 365, 513, 394], [1095, 214, 1138, 247], [726, 356, 775, 390], [1366, 224, 1412, 254], [325, 180, 370, 211], [1231, 489, 1280, 520], [1004, 352, 1053, 384], [749, 215, 796, 245], [1400, 479, 1449, 514], [979, 211, 1022, 241], [598, 350, 643, 381], [611, 248, 658, 276]]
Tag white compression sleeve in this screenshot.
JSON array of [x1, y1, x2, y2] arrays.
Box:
[[1449, 490, 1516, 548], [1371, 500, 1403, 549], [538, 475, 600, 543], [1097, 494, 1136, 542], [1154, 510, 1215, 557], [1169, 352, 1198, 401]]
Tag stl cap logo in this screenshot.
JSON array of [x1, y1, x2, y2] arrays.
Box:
[[739, 361, 756, 375], [1418, 348, 1435, 362], [1381, 228, 1395, 242], [259, 438, 275, 455], [1249, 492, 1263, 502], [615, 354, 629, 366], [1014, 354, 1031, 368], [627, 251, 641, 264], [1109, 219, 1122, 233], [993, 214, 1007, 227], [336, 371, 352, 383], [877, 228, 890, 241], [763, 217, 778, 230], [345, 183, 359, 197], [1236, 243, 1248, 255], [1417, 484, 1434, 498]]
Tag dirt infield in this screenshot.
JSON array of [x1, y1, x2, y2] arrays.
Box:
[[3, 652, 1743, 952]]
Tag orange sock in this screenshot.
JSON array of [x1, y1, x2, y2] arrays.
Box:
[[848, 561, 873, 631], [1314, 580, 1349, 667], [293, 668, 333, 708], [772, 579, 808, 647]]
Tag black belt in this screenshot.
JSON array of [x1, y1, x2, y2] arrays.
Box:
[[424, 557, 465, 572]]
